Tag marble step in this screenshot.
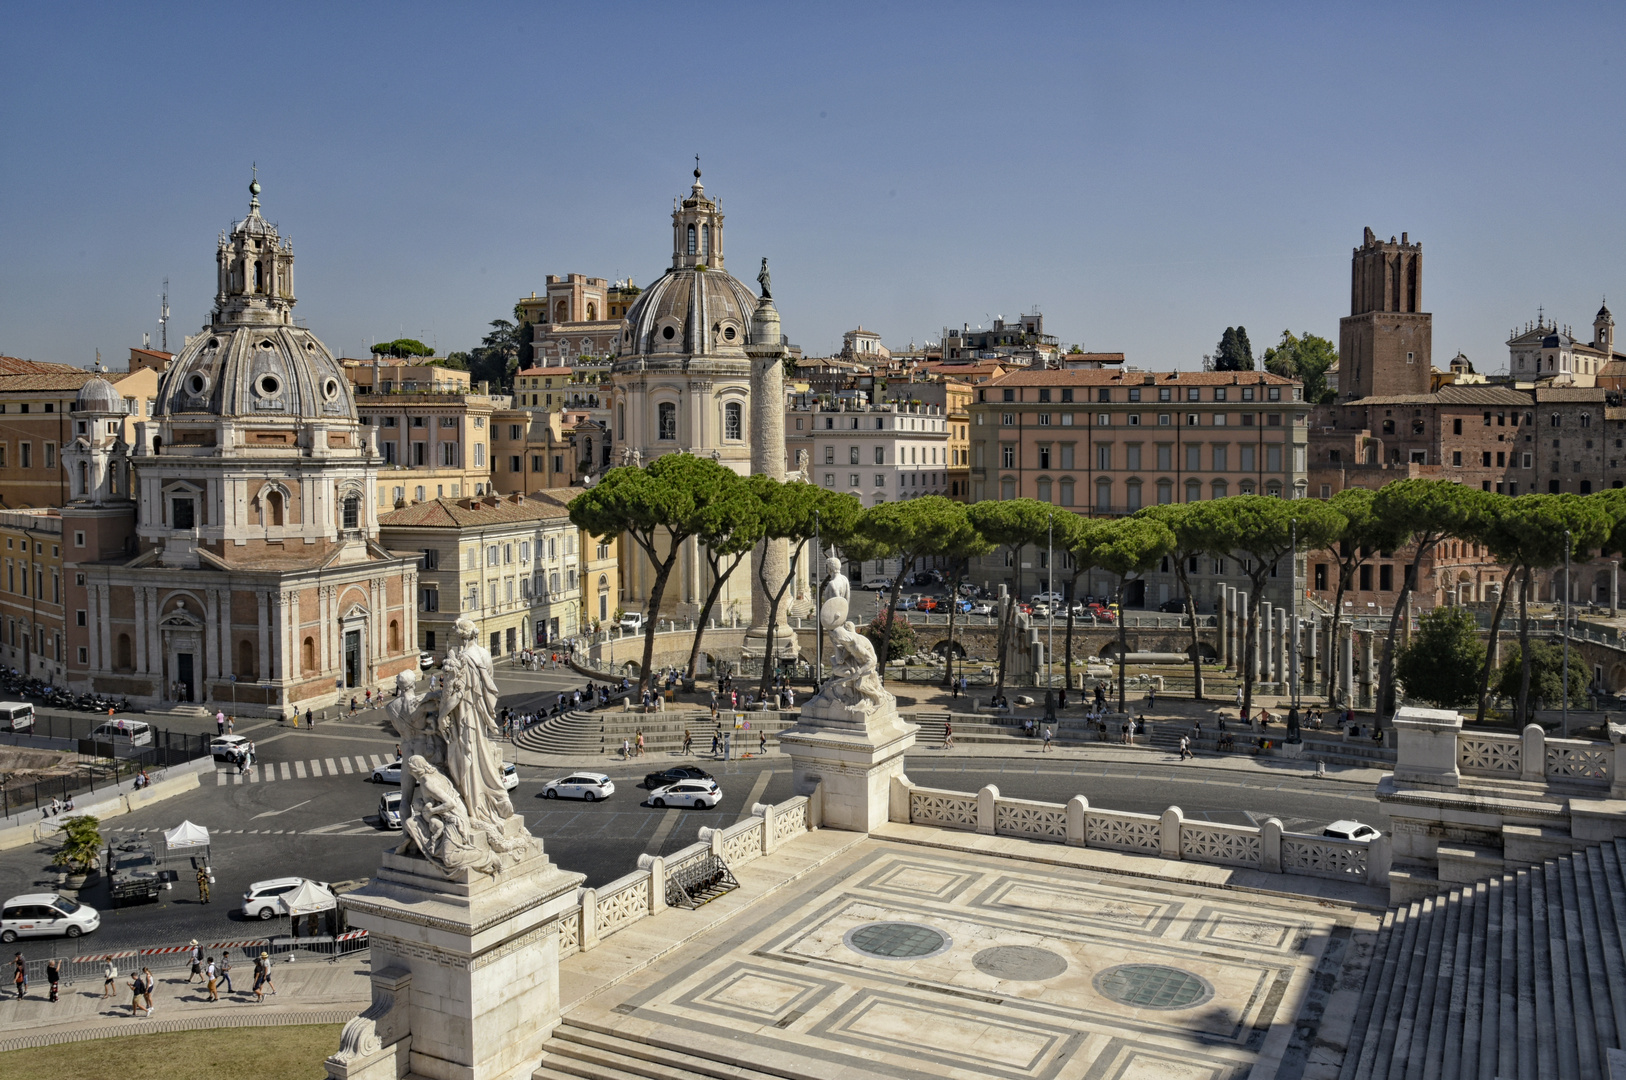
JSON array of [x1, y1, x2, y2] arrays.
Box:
[[1435, 843, 1505, 884], [540, 1020, 811, 1080]]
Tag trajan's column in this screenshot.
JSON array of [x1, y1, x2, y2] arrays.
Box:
[[746, 262, 797, 657]]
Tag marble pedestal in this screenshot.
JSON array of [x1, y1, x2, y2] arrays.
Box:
[[326, 833, 584, 1080], [781, 695, 917, 833]]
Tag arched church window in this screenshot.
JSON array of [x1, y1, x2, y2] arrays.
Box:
[[254, 261, 264, 292], [389, 620, 401, 653], [342, 495, 360, 530], [700, 224, 709, 256], [265, 490, 284, 527], [686, 224, 697, 256], [724, 402, 742, 440], [587, 302, 596, 320], [658, 403, 677, 441]]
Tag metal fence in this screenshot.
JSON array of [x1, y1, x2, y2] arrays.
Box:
[[15, 929, 369, 987], [0, 721, 208, 819]]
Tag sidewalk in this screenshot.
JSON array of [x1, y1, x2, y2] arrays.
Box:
[[0, 950, 370, 1052]]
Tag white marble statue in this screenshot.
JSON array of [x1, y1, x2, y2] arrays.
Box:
[[383, 669, 444, 851], [401, 755, 500, 876], [809, 551, 892, 717]]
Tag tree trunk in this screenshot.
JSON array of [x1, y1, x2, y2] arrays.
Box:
[[1240, 577, 1264, 721], [1517, 566, 1534, 725], [877, 556, 914, 676], [637, 549, 681, 698], [1473, 566, 1517, 724], [685, 553, 746, 679], [756, 541, 808, 698], [1325, 563, 1353, 704], [1116, 578, 1130, 713], [1377, 544, 1431, 719], [1175, 567, 1202, 700]]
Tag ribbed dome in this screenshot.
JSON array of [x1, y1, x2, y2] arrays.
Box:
[[615, 267, 760, 364], [157, 323, 357, 423], [75, 375, 124, 414]]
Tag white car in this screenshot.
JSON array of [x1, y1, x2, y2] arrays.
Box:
[[619, 612, 647, 633], [502, 762, 519, 791], [209, 734, 250, 761], [649, 779, 721, 809], [379, 790, 402, 830], [968, 601, 994, 616], [242, 877, 331, 920], [1031, 592, 1065, 606], [370, 760, 402, 784], [1031, 602, 1055, 618], [861, 578, 893, 591], [542, 772, 615, 801], [0, 893, 99, 942], [1322, 820, 1380, 843], [419, 651, 437, 669]]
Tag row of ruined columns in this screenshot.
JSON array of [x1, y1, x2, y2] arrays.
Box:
[[1214, 586, 1378, 707]]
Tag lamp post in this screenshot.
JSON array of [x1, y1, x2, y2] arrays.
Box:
[[813, 509, 822, 691], [1289, 518, 1299, 708], [1047, 512, 1054, 688], [1563, 527, 1571, 737]]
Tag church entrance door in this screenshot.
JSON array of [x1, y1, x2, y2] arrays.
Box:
[[177, 653, 194, 702], [344, 630, 361, 688]]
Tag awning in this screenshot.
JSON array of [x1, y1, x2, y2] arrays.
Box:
[[163, 820, 211, 849], [284, 879, 336, 916]]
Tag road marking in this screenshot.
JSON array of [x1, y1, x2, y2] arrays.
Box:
[[279, 761, 292, 780], [735, 769, 774, 824], [339, 757, 353, 774], [354, 755, 369, 771], [260, 765, 273, 783], [306, 819, 364, 835], [216, 771, 227, 786], [369, 754, 385, 768], [253, 798, 313, 820], [325, 758, 339, 775], [643, 810, 683, 854], [294, 760, 308, 779]]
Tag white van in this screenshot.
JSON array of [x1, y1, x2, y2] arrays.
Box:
[[0, 893, 100, 942], [89, 718, 153, 747], [0, 701, 33, 732]]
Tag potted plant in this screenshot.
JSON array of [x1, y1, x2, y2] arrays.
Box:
[[51, 814, 103, 889]]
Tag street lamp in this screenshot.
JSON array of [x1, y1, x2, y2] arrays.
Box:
[[1563, 527, 1571, 737], [1047, 512, 1054, 689], [813, 509, 822, 691], [1289, 518, 1299, 708]]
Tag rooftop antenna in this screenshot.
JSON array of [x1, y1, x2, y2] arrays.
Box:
[[160, 278, 170, 351]]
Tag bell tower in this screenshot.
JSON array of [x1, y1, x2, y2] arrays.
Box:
[[1595, 302, 1615, 357], [213, 169, 296, 327], [1339, 228, 1432, 400], [670, 160, 725, 271]]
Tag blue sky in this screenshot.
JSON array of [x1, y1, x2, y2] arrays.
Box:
[[3, 3, 1623, 372]]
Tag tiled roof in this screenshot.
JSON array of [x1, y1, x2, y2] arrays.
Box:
[[517, 366, 575, 376], [1532, 387, 1608, 402], [378, 493, 573, 529], [0, 371, 99, 393], [1346, 385, 1533, 407], [989, 368, 1298, 386], [0, 357, 90, 376], [1062, 352, 1126, 364]]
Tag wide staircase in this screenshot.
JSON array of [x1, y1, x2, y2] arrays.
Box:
[[1339, 837, 1626, 1080], [1145, 722, 1398, 770], [512, 708, 798, 758], [535, 1016, 803, 1080]]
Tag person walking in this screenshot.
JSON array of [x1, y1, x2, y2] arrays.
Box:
[[635, 730, 645, 757], [711, 730, 720, 758], [215, 710, 226, 735], [219, 950, 233, 994], [258, 952, 276, 996], [128, 970, 147, 1016], [621, 738, 631, 761], [197, 867, 211, 904], [943, 721, 954, 749], [950, 678, 959, 700], [188, 940, 204, 981], [141, 967, 156, 1015], [1179, 734, 1191, 761], [1042, 726, 1053, 752], [46, 958, 59, 1002], [305, 706, 315, 729], [102, 958, 118, 1000], [682, 729, 693, 755], [758, 730, 767, 756], [252, 955, 266, 1003], [205, 957, 219, 1002], [1235, 686, 1244, 709]]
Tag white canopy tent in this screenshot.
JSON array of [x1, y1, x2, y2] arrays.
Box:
[[162, 820, 211, 857], [284, 879, 336, 917]]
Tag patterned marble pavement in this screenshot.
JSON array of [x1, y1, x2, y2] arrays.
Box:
[[561, 840, 1380, 1080]]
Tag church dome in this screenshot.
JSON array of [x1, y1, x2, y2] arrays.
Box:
[[75, 374, 124, 414], [613, 169, 763, 369], [155, 177, 358, 424]]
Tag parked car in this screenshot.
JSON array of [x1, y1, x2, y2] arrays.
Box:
[[1088, 605, 1116, 623], [618, 611, 647, 633], [502, 762, 519, 791], [968, 601, 994, 616], [861, 577, 893, 591], [542, 772, 615, 801], [895, 596, 917, 611], [1158, 598, 1188, 613], [370, 760, 403, 784], [0, 893, 99, 942], [1322, 820, 1380, 843], [419, 651, 437, 669], [1031, 602, 1055, 618], [645, 766, 714, 790], [1031, 592, 1065, 606], [916, 596, 940, 613], [241, 877, 331, 921], [209, 734, 250, 761], [378, 790, 402, 830], [957, 582, 984, 598], [648, 779, 722, 809], [0, 702, 34, 732]]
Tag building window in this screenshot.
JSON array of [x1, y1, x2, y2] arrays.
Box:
[[658, 402, 677, 440], [874, 446, 884, 464], [73, 531, 84, 547], [1001, 445, 1015, 468], [171, 497, 195, 530], [342, 496, 360, 529], [724, 402, 742, 440], [1058, 478, 1074, 506], [849, 446, 860, 465]]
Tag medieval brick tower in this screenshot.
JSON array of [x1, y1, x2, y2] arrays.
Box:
[[1339, 228, 1432, 400]]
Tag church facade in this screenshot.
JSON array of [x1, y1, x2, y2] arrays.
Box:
[[61, 178, 420, 716]]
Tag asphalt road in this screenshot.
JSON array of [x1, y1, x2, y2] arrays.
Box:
[[0, 663, 1382, 954]]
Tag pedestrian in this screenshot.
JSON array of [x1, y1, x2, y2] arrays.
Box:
[[1235, 686, 1244, 708], [943, 721, 954, 749], [306, 706, 314, 729], [635, 730, 645, 757], [15, 952, 29, 998], [205, 957, 219, 1001], [197, 867, 211, 904], [1043, 726, 1053, 752], [219, 950, 233, 994], [103, 958, 118, 999], [711, 730, 719, 757], [351, 697, 358, 714], [1148, 687, 1156, 709], [142, 967, 156, 1014], [226, 716, 234, 734], [216, 710, 226, 735], [621, 738, 631, 761], [759, 730, 767, 756], [1179, 735, 1191, 761], [46, 958, 59, 1002], [188, 940, 204, 981], [683, 729, 693, 755], [950, 678, 959, 699], [128, 971, 147, 1016], [259, 952, 276, 996]]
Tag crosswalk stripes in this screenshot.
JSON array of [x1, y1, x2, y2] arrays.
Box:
[[293, 760, 307, 779], [368, 754, 385, 768], [354, 755, 368, 771], [328, 757, 342, 775], [279, 761, 291, 780], [214, 754, 395, 785]]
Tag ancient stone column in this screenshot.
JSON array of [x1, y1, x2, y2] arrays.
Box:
[[746, 295, 794, 657], [1251, 598, 1264, 683], [1612, 560, 1619, 617], [1261, 602, 1274, 685], [1361, 632, 1376, 709], [1215, 588, 1228, 667]]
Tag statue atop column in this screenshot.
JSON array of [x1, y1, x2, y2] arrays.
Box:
[[757, 257, 772, 299]]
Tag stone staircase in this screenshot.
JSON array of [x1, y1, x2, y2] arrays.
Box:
[[534, 1017, 798, 1080], [512, 709, 797, 758], [1339, 837, 1626, 1080], [1145, 722, 1397, 770]]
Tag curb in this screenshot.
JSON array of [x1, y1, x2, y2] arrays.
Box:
[[0, 1006, 360, 1053]]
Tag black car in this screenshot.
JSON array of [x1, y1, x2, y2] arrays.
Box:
[[644, 765, 714, 790], [1158, 599, 1188, 613]]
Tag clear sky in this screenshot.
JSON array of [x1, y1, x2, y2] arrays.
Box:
[[3, 3, 1623, 373]]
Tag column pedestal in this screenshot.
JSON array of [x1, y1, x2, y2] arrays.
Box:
[[327, 844, 584, 1080], [781, 693, 917, 833]]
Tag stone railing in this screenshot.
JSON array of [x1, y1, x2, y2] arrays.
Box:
[[894, 777, 1389, 887], [556, 789, 821, 959], [1456, 724, 1612, 788]]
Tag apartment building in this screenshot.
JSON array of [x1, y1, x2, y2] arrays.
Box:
[[881, 376, 973, 499], [0, 358, 159, 509], [357, 391, 503, 509], [379, 491, 589, 658], [966, 367, 1311, 606], [0, 508, 65, 683], [487, 409, 609, 494], [809, 401, 952, 508], [343, 357, 471, 394]]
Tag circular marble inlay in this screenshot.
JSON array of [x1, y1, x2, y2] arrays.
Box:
[[844, 922, 952, 960], [972, 945, 1068, 981], [1093, 964, 1214, 1010]]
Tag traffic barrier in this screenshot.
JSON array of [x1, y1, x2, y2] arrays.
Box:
[[13, 930, 369, 986]]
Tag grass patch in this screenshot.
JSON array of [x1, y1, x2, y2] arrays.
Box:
[[0, 1022, 341, 1079]]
